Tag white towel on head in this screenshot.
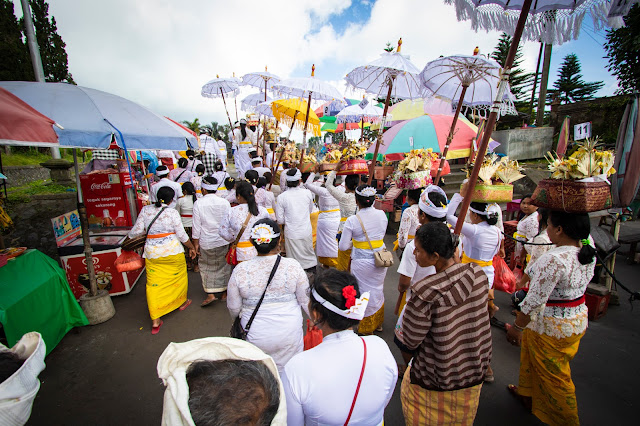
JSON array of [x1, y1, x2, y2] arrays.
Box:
[[157, 337, 287, 426]]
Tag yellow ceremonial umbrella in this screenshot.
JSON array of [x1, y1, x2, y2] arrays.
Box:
[[271, 98, 321, 137]]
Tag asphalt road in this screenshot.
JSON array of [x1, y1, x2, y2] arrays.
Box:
[[27, 234, 640, 425]]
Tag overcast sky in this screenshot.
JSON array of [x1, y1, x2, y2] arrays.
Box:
[[12, 0, 617, 129]]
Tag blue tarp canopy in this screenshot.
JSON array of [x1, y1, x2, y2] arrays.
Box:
[[0, 82, 196, 151]]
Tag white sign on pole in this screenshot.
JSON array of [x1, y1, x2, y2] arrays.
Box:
[[323, 105, 330, 115], [574, 122, 592, 141], [358, 98, 369, 109]]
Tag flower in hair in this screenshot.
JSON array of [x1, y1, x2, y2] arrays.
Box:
[[342, 285, 357, 308], [250, 224, 280, 245], [356, 186, 377, 197]]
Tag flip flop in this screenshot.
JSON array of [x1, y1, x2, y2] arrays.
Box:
[[201, 297, 217, 307], [179, 299, 192, 311], [151, 320, 163, 335], [507, 384, 532, 411]]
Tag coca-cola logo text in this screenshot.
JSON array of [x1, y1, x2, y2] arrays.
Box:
[[90, 182, 113, 196]]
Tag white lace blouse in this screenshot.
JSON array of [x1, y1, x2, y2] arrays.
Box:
[[521, 245, 595, 339], [128, 204, 189, 259], [219, 204, 270, 261], [515, 212, 539, 256], [226, 255, 310, 316], [398, 204, 420, 249]]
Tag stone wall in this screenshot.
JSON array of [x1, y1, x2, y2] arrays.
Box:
[[4, 192, 78, 261], [491, 127, 554, 160], [2, 165, 51, 188]]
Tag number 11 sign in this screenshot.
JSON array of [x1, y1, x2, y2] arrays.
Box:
[[574, 122, 592, 141]]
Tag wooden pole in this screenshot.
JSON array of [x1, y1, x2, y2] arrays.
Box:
[[299, 92, 313, 166], [434, 84, 468, 185], [528, 42, 544, 120], [455, 0, 533, 235], [268, 147, 287, 191], [368, 76, 395, 184], [220, 88, 234, 129], [360, 118, 364, 142], [536, 43, 553, 126], [234, 97, 239, 122]]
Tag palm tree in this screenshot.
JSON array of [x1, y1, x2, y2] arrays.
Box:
[[181, 118, 201, 134]]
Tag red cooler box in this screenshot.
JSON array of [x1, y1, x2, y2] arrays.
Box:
[[80, 172, 137, 229], [58, 231, 143, 299]]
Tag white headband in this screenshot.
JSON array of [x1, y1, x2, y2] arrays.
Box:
[[469, 203, 501, 218], [156, 169, 170, 177], [285, 169, 302, 181], [201, 181, 218, 191], [311, 288, 370, 320], [418, 185, 448, 218], [355, 186, 376, 197], [250, 224, 280, 244]]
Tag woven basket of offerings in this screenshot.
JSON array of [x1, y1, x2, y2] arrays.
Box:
[[460, 182, 514, 203], [532, 179, 611, 213]]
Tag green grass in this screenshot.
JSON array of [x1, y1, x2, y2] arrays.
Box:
[[5, 179, 76, 204], [1, 148, 87, 167]]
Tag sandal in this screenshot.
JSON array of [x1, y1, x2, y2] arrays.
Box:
[[151, 320, 163, 335], [507, 385, 532, 411], [201, 297, 217, 307], [179, 299, 192, 311], [484, 366, 495, 383]]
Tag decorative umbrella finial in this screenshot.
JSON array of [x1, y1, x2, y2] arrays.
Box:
[[311, 64, 315, 77], [265, 65, 268, 72], [397, 38, 402, 52], [216, 74, 219, 78], [233, 72, 236, 77], [473, 46, 479, 55]]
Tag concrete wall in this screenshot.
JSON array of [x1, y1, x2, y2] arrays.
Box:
[[491, 127, 554, 160], [2, 165, 51, 188], [4, 192, 77, 261]]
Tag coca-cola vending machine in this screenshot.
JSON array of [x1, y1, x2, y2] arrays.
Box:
[[79, 172, 138, 229]]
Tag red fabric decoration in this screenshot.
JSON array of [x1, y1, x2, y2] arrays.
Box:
[[343, 286, 357, 309], [303, 319, 323, 350]]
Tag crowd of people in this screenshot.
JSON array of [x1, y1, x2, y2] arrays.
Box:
[[123, 136, 597, 425]]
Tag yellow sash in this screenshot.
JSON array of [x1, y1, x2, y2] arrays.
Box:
[[217, 186, 227, 191], [196, 190, 202, 193], [352, 239, 384, 250], [461, 252, 493, 267], [393, 234, 415, 251], [237, 241, 253, 248], [239, 141, 252, 145], [513, 232, 527, 241], [320, 208, 340, 214], [340, 217, 347, 222], [267, 208, 275, 214]]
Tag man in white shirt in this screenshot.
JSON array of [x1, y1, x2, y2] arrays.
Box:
[[325, 166, 359, 271], [150, 166, 183, 207], [276, 168, 317, 276], [192, 176, 232, 306], [250, 158, 271, 177]]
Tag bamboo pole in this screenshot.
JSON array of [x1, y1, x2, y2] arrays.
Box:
[[360, 118, 364, 142], [220, 88, 234, 129], [528, 42, 544, 120], [368, 76, 395, 184], [73, 150, 98, 297], [454, 0, 533, 236], [434, 84, 468, 185], [299, 92, 313, 166], [262, 79, 268, 162]]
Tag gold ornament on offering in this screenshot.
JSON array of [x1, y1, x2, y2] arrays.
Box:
[[465, 154, 525, 185], [544, 137, 616, 180]]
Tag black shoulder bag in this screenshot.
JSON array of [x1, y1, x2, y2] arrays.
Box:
[[230, 255, 282, 340]]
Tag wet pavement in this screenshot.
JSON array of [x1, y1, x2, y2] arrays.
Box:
[[27, 233, 640, 425]]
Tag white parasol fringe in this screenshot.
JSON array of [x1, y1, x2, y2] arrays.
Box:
[[445, 0, 624, 45]]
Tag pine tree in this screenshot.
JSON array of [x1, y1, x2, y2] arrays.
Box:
[[490, 33, 534, 109], [21, 0, 74, 83], [604, 4, 640, 94], [0, 0, 33, 81], [550, 54, 604, 103]]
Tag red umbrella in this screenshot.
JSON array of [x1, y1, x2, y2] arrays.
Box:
[[0, 87, 60, 146]]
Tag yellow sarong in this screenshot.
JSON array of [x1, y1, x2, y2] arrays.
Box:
[[146, 253, 188, 320], [519, 329, 584, 426], [337, 248, 351, 271], [358, 304, 384, 335], [318, 256, 339, 268], [310, 211, 319, 250], [401, 366, 482, 426]]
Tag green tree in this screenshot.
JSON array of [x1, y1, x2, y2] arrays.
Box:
[[21, 0, 74, 83], [604, 4, 640, 94], [549, 54, 604, 104], [490, 33, 534, 110], [0, 0, 33, 81], [181, 118, 201, 134]]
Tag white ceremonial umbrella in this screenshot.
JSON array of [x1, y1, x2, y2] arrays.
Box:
[[345, 38, 424, 182], [420, 53, 516, 184], [241, 93, 273, 112], [241, 67, 281, 100], [201, 75, 240, 128], [443, 0, 634, 236], [272, 64, 344, 160], [336, 100, 387, 143]]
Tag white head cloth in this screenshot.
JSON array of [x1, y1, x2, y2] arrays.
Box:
[[469, 203, 501, 218], [200, 180, 218, 191], [418, 185, 448, 218], [156, 168, 170, 177], [285, 169, 302, 181], [355, 186, 376, 197], [311, 288, 370, 320], [251, 157, 262, 165], [157, 337, 287, 426], [239, 119, 247, 125], [0, 332, 46, 426], [250, 223, 280, 245]]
